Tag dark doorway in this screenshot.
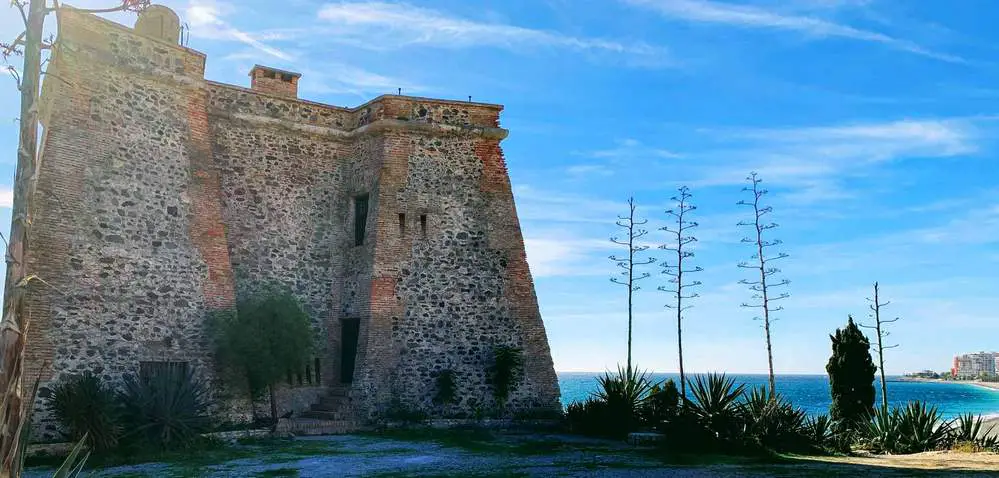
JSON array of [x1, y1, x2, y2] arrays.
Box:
[[340, 318, 360, 384]]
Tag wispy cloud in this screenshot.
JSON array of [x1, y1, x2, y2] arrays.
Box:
[[317, 2, 664, 58], [687, 118, 981, 197], [623, 0, 964, 63], [588, 138, 683, 160], [186, 0, 295, 61]]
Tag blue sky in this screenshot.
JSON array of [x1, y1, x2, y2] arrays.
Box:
[[2, 0, 998, 375]]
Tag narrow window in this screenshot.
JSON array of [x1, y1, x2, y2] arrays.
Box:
[[354, 194, 369, 246], [420, 214, 428, 237], [281, 73, 294, 82], [305, 363, 313, 385], [314, 358, 322, 384], [398, 213, 406, 235]]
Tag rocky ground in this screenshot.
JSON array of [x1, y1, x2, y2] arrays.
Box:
[[24, 429, 999, 477]]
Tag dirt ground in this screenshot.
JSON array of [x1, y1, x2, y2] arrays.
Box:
[[23, 430, 999, 477]]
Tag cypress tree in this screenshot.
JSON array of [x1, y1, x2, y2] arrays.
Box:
[[826, 316, 877, 429]]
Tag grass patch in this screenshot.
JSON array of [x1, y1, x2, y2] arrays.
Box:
[[363, 427, 499, 453]]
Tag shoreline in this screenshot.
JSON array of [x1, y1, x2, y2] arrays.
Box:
[[896, 376, 999, 392]]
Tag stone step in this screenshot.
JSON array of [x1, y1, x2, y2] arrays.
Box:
[[318, 396, 349, 408], [300, 410, 348, 421], [327, 387, 349, 397], [310, 402, 346, 413], [276, 418, 360, 436]]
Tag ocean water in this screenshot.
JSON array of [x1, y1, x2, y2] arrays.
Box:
[[558, 373, 999, 419]]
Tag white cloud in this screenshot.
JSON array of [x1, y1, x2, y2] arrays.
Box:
[[317, 2, 663, 57], [184, 0, 295, 61], [588, 138, 683, 160], [0, 187, 11, 208], [524, 235, 614, 278], [686, 118, 980, 198], [623, 0, 964, 63]]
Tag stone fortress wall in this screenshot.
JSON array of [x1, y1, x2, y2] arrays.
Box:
[[24, 5, 559, 440]]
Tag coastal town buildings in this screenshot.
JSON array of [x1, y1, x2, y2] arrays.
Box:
[[951, 351, 999, 379]]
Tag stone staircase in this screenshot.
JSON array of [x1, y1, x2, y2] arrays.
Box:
[[277, 386, 361, 435], [300, 386, 351, 421]]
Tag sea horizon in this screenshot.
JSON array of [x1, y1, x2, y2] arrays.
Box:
[[557, 372, 999, 419]]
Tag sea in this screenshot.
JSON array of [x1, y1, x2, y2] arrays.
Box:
[[558, 373, 999, 419]]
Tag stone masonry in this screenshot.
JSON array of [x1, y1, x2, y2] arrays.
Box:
[[23, 6, 560, 440]]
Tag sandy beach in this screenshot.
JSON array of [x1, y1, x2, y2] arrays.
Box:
[[896, 376, 999, 392]]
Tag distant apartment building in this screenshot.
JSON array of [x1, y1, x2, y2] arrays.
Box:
[[952, 352, 999, 378]]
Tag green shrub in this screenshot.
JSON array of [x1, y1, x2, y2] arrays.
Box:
[[491, 345, 523, 407], [50, 372, 121, 452], [895, 402, 951, 454], [640, 379, 680, 431], [119, 366, 211, 451], [565, 398, 616, 437], [433, 369, 457, 406], [684, 373, 745, 442], [804, 414, 835, 449], [739, 387, 808, 452], [951, 413, 994, 447], [860, 401, 951, 454], [384, 398, 428, 424], [210, 285, 314, 421]]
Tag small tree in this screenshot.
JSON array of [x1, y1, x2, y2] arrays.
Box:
[[737, 172, 789, 396], [658, 186, 702, 400], [826, 316, 876, 431], [859, 282, 899, 411], [609, 197, 656, 373], [211, 286, 314, 424]]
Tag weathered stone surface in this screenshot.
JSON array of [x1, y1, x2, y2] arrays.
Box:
[[24, 6, 560, 441]]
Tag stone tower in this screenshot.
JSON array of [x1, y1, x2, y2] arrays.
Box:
[[24, 6, 560, 438]]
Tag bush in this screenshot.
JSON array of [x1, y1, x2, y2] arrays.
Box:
[[433, 369, 457, 406], [739, 387, 809, 452], [803, 414, 835, 449], [859, 401, 951, 454], [565, 398, 615, 437], [684, 373, 745, 442], [119, 366, 211, 451], [639, 379, 680, 431], [384, 398, 428, 425], [50, 372, 120, 452], [491, 345, 523, 407], [210, 285, 314, 421]]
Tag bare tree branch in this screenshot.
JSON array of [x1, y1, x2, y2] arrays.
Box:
[[609, 196, 656, 373], [862, 282, 900, 410], [737, 171, 789, 397]]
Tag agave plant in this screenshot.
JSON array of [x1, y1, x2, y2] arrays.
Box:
[[804, 414, 835, 448], [684, 373, 746, 440], [587, 365, 652, 437], [739, 386, 808, 451], [119, 366, 211, 450], [859, 405, 901, 453], [951, 413, 992, 443], [50, 372, 121, 452], [595, 365, 653, 412], [895, 401, 951, 454]]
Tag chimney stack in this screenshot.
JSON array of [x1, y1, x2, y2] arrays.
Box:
[[249, 65, 301, 99]]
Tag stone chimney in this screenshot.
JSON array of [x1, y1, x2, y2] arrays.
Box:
[[249, 65, 301, 99], [134, 5, 181, 44]]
